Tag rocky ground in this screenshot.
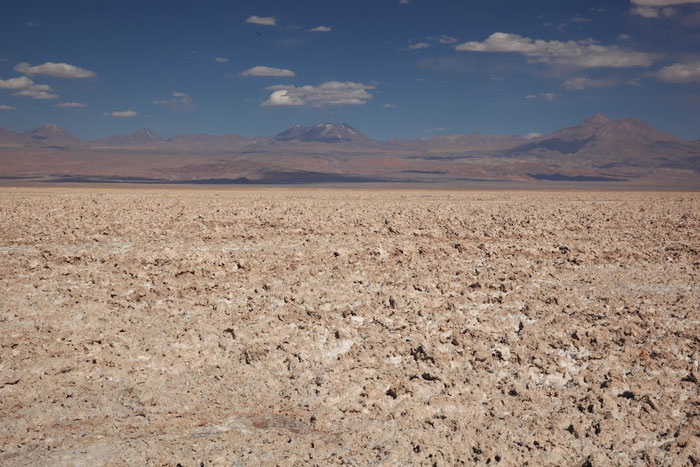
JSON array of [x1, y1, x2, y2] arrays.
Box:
[[0, 187, 698, 466]]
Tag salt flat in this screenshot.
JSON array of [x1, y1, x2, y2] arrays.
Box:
[[0, 187, 698, 465]]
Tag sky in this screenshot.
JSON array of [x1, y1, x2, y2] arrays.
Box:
[[1, 0, 699, 141]]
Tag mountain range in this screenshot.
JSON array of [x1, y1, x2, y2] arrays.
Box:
[[0, 115, 698, 186]]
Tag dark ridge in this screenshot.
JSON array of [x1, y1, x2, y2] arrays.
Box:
[[656, 156, 700, 172], [402, 170, 448, 174], [505, 137, 594, 156], [48, 171, 395, 185], [528, 173, 627, 182], [51, 176, 168, 183], [596, 158, 642, 169], [407, 155, 473, 161]]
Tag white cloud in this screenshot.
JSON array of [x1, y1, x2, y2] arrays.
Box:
[[524, 132, 542, 139], [0, 76, 58, 99], [25, 22, 37, 28], [438, 35, 458, 44], [241, 66, 295, 77], [408, 42, 431, 50], [618, 34, 632, 40], [215, 57, 229, 63], [262, 81, 375, 107], [0, 104, 15, 110], [456, 32, 659, 68], [108, 110, 137, 118], [153, 92, 192, 105], [382, 103, 397, 108], [246, 16, 277, 26], [632, 0, 700, 5], [0, 76, 34, 89], [656, 61, 700, 83], [399, 0, 410, 4], [626, 79, 642, 86], [630, 0, 700, 17], [631, 5, 676, 16], [14, 62, 96, 78], [525, 92, 556, 101], [55, 102, 87, 108], [570, 15, 592, 23], [563, 77, 616, 90], [309, 26, 332, 32]]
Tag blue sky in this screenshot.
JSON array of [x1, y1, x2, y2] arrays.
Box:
[[1, 0, 699, 140]]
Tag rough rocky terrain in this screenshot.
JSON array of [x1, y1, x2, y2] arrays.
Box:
[[0, 187, 698, 466]]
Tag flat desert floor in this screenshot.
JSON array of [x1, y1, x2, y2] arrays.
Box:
[[0, 187, 698, 466]]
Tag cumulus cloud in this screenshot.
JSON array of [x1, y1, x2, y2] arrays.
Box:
[[107, 110, 137, 118], [525, 92, 556, 101], [656, 61, 700, 82], [241, 66, 295, 77], [215, 57, 229, 63], [309, 26, 332, 32], [55, 102, 87, 108], [0, 76, 58, 99], [246, 16, 276, 26], [0, 104, 15, 110], [524, 132, 542, 139], [0, 76, 34, 89], [455, 32, 659, 68], [563, 77, 616, 90], [153, 92, 192, 105], [262, 81, 374, 106], [408, 42, 431, 50], [14, 62, 96, 78]]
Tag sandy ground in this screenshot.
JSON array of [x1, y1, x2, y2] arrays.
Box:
[[0, 187, 698, 466]]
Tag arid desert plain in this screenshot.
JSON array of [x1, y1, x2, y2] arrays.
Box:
[[0, 187, 698, 466]]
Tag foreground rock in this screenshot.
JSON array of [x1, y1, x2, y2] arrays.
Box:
[[0, 188, 698, 465]]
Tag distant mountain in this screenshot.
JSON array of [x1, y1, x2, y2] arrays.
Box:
[[0, 128, 23, 146], [1, 115, 698, 186], [275, 123, 373, 144], [501, 113, 700, 172], [19, 124, 84, 148], [94, 128, 163, 146], [393, 133, 526, 152]]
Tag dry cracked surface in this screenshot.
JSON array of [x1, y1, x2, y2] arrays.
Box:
[[0, 187, 698, 466]]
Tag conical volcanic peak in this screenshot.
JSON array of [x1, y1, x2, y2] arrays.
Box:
[[275, 123, 371, 143], [581, 113, 612, 127], [27, 124, 76, 140], [131, 128, 162, 143]]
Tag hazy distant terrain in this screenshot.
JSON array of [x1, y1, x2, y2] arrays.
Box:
[[0, 188, 697, 465], [1, 114, 699, 186]]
